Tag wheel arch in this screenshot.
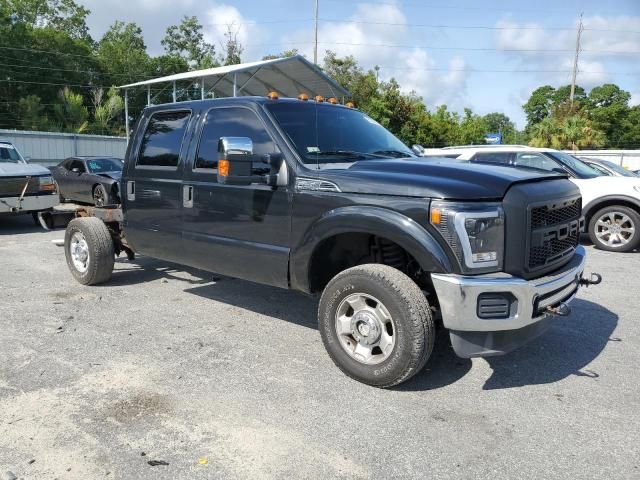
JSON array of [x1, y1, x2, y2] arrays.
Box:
[[290, 206, 454, 293], [583, 195, 640, 223]]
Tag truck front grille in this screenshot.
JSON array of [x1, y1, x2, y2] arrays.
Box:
[[0, 177, 41, 197], [527, 197, 582, 271]]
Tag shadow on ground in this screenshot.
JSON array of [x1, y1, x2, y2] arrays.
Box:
[[0, 214, 42, 235], [103, 257, 618, 392]]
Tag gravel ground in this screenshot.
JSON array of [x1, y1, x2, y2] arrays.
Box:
[[1, 214, 639, 480]]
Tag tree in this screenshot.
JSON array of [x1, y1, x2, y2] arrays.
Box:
[[161, 16, 217, 70], [17, 95, 51, 131], [523, 85, 556, 126], [262, 49, 299, 60], [221, 25, 243, 66], [482, 112, 519, 144], [91, 87, 124, 134], [53, 87, 88, 133], [5, 0, 91, 40], [587, 84, 631, 147]]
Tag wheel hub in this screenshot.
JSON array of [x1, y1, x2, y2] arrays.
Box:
[[351, 311, 381, 345]]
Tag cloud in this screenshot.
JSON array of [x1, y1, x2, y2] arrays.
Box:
[[630, 92, 640, 107], [202, 3, 268, 61], [282, 2, 468, 108], [80, 0, 267, 60], [493, 15, 640, 89]]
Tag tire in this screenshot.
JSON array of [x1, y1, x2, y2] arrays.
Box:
[[318, 264, 434, 388], [93, 184, 109, 207], [64, 217, 115, 285], [588, 205, 640, 252]]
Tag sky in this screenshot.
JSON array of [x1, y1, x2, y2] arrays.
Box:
[[78, 0, 640, 128]]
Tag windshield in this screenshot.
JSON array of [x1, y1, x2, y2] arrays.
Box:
[[597, 159, 638, 177], [86, 158, 123, 173], [547, 152, 603, 179], [0, 144, 23, 163], [266, 102, 414, 170]]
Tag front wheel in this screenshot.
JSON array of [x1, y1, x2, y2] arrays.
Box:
[[93, 184, 109, 207], [318, 264, 434, 388], [64, 217, 115, 285], [588, 205, 640, 252]]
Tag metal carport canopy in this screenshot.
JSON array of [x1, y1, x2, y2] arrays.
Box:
[[118, 55, 350, 138]]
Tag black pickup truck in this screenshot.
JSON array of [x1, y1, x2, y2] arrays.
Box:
[[60, 95, 599, 387]]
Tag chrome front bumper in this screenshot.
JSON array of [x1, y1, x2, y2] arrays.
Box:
[[431, 246, 587, 357]]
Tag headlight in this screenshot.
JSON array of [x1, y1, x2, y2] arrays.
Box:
[[38, 175, 57, 192], [430, 201, 505, 273]]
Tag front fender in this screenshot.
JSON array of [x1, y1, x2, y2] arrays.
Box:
[[583, 194, 640, 219], [290, 206, 454, 292]]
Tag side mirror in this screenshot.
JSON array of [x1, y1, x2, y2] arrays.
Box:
[[217, 137, 254, 185], [71, 167, 81, 173], [217, 137, 287, 187], [411, 144, 425, 155]]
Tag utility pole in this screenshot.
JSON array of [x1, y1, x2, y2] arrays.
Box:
[[375, 65, 380, 82], [570, 13, 584, 110], [314, 0, 319, 64]]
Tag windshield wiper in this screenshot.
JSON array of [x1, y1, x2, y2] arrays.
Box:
[[373, 150, 413, 158], [312, 150, 386, 159]]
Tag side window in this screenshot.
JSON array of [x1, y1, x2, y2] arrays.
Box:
[[514, 153, 561, 172], [471, 152, 512, 164], [587, 163, 611, 176], [138, 110, 191, 167], [195, 107, 279, 173], [70, 160, 86, 172]]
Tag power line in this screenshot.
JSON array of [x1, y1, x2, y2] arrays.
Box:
[[318, 18, 640, 33]]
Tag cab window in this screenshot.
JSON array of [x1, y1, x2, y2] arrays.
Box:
[[195, 107, 279, 173], [138, 110, 191, 167]]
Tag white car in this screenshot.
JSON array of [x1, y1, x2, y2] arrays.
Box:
[[0, 141, 59, 220], [420, 145, 640, 252]]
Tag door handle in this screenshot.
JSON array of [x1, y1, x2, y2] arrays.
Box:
[[126, 181, 135, 201], [183, 185, 193, 208]]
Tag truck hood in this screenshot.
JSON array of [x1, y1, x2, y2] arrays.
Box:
[[316, 158, 566, 200], [0, 162, 51, 177]]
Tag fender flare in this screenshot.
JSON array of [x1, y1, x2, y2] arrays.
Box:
[[290, 205, 454, 292], [583, 195, 640, 220]]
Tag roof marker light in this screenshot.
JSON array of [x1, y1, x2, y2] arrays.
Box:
[[327, 97, 338, 104], [298, 93, 309, 101], [315, 95, 325, 102], [345, 101, 355, 108], [267, 91, 279, 100]]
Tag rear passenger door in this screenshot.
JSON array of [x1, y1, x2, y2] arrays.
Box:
[[122, 109, 193, 263], [181, 105, 291, 288]]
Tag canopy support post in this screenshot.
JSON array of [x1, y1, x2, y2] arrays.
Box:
[[147, 85, 151, 106], [172, 81, 177, 102], [233, 73, 237, 97], [201, 78, 205, 100], [124, 89, 130, 140]]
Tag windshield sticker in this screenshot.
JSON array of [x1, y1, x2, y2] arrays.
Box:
[[88, 161, 99, 169], [307, 146, 320, 153]]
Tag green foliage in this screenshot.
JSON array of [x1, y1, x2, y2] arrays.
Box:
[[17, 95, 51, 130], [262, 49, 299, 60], [53, 87, 88, 133], [222, 25, 243, 66], [5, 0, 91, 40], [161, 16, 217, 70], [92, 87, 124, 134]]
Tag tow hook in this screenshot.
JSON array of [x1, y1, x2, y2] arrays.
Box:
[[547, 302, 571, 317], [579, 273, 602, 287]]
